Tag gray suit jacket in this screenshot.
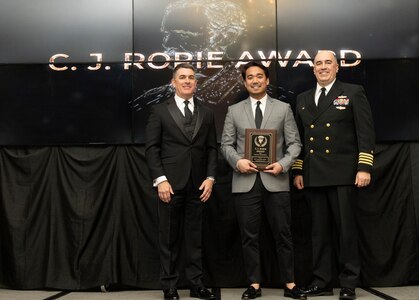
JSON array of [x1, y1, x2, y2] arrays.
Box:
[[221, 96, 301, 193]]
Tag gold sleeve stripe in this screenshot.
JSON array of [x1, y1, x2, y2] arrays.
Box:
[[359, 157, 373, 163], [358, 152, 374, 166], [359, 156, 373, 161], [359, 152, 374, 158], [359, 159, 373, 166], [292, 159, 303, 170]]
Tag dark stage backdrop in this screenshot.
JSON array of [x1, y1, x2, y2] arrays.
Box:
[[0, 143, 418, 289], [0, 0, 419, 291]]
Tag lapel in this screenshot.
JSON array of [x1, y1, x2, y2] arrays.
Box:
[[305, 88, 317, 117], [261, 96, 274, 129], [166, 98, 190, 140], [317, 80, 344, 116], [243, 99, 255, 128], [192, 101, 203, 140], [304, 80, 345, 123], [244, 97, 275, 129], [167, 97, 204, 141]]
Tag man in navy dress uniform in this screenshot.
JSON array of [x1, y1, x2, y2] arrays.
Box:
[[292, 51, 375, 300]]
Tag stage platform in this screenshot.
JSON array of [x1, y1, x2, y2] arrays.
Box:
[[1, 287, 418, 300]]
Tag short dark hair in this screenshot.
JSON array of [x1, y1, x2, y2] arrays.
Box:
[[173, 63, 196, 78], [241, 61, 269, 80]]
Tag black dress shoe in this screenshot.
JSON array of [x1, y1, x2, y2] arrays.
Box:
[[190, 286, 216, 300], [163, 288, 179, 300], [241, 286, 262, 299], [284, 286, 307, 299], [301, 285, 333, 296], [339, 288, 356, 300]]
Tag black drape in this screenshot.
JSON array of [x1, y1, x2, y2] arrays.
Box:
[[0, 143, 418, 289]]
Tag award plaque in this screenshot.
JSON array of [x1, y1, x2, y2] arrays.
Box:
[[244, 129, 277, 170]]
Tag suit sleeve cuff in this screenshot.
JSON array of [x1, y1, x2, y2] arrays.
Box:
[[291, 159, 304, 176], [153, 175, 168, 187], [206, 176, 216, 184]]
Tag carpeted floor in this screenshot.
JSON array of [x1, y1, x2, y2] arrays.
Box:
[[1, 287, 418, 300]]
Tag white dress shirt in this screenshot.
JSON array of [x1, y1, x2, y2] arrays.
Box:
[[175, 95, 194, 115], [315, 79, 336, 106], [250, 94, 267, 117]]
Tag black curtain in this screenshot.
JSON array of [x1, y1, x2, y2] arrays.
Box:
[[0, 143, 418, 289]]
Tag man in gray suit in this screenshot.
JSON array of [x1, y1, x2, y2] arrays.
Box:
[[220, 62, 305, 300]]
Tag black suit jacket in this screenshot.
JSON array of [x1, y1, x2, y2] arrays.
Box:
[[145, 97, 217, 190], [292, 80, 375, 187]]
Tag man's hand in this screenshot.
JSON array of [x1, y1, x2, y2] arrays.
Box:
[[199, 178, 214, 202], [355, 171, 371, 188], [263, 162, 283, 176], [157, 181, 174, 203], [237, 159, 259, 174], [293, 175, 304, 190]]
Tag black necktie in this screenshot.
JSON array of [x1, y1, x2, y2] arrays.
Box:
[[255, 101, 263, 129], [318, 87, 326, 108], [184, 100, 192, 123]]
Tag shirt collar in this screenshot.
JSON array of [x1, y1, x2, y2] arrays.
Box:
[[316, 79, 336, 95], [250, 94, 268, 105], [175, 95, 194, 107]]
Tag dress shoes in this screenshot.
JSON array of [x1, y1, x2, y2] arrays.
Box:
[[339, 288, 356, 300], [190, 286, 216, 300], [284, 286, 307, 299], [301, 285, 333, 296], [163, 288, 179, 300], [241, 286, 262, 299]]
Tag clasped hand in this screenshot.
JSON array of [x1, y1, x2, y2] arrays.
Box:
[[237, 159, 283, 176]]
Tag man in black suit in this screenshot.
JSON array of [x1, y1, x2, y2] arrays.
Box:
[[145, 63, 217, 300], [292, 51, 375, 300]]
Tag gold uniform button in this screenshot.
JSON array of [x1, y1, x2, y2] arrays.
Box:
[[309, 149, 314, 154], [326, 123, 331, 127], [325, 136, 330, 141], [310, 124, 315, 128], [325, 149, 330, 154], [310, 137, 314, 141]]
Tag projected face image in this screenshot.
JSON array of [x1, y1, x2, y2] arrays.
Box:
[[161, 5, 209, 54], [132, 0, 278, 143], [161, 0, 246, 57], [133, 0, 248, 111]]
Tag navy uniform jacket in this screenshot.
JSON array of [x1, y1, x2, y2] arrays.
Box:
[[292, 80, 375, 187]]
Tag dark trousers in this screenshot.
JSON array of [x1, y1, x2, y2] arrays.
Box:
[[158, 180, 204, 290], [234, 175, 295, 284], [308, 185, 360, 289]]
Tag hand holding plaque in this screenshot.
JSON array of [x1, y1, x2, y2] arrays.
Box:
[[244, 129, 277, 170]]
